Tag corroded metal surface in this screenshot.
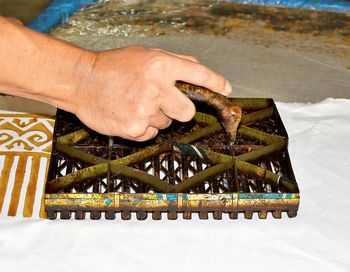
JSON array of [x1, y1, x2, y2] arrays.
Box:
[[176, 81, 242, 141], [45, 97, 299, 220], [45, 193, 299, 220]]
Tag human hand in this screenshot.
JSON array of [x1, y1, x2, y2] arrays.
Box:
[[0, 19, 231, 141], [74, 46, 232, 141], [3, 17, 23, 26]]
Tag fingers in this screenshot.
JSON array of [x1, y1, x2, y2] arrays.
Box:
[[174, 59, 232, 96], [125, 107, 172, 141], [149, 47, 232, 95], [150, 48, 199, 63], [133, 126, 159, 142], [149, 111, 172, 129], [159, 86, 196, 122], [121, 112, 170, 141]]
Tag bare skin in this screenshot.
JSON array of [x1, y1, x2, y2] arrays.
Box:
[[0, 17, 232, 141]]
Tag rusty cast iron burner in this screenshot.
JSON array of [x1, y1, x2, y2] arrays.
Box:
[[45, 90, 299, 220]]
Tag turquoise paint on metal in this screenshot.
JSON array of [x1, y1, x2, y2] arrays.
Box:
[[166, 194, 178, 201], [105, 199, 112, 205], [238, 193, 288, 199], [156, 193, 166, 200], [131, 198, 142, 204]]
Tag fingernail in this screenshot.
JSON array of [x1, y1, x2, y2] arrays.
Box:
[[224, 81, 232, 95]]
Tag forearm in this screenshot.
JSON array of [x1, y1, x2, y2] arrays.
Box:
[[0, 17, 93, 113]]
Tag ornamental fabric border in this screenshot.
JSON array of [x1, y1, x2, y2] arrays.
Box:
[[0, 112, 55, 218]]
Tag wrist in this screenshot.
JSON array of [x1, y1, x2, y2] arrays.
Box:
[[44, 49, 98, 115]]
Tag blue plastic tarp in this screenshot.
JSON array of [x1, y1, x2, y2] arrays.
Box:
[[27, 0, 96, 33]]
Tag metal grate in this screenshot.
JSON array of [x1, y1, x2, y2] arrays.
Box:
[[45, 98, 299, 220]]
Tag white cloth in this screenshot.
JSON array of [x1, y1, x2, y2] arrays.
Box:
[[0, 98, 349, 271]]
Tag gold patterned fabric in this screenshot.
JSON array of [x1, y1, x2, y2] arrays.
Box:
[[0, 111, 54, 218]]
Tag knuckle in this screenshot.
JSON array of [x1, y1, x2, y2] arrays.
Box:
[[135, 128, 158, 142], [146, 87, 161, 100], [157, 117, 172, 129], [187, 55, 198, 62], [135, 105, 149, 117], [143, 53, 166, 80], [178, 102, 196, 122], [147, 52, 166, 69], [135, 103, 158, 118], [131, 45, 145, 51], [150, 48, 162, 53], [125, 122, 147, 138]]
